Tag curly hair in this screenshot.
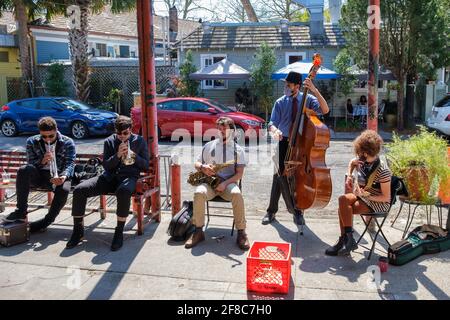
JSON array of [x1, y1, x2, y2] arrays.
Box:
[[353, 130, 383, 157]]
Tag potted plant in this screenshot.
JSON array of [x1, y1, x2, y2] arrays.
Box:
[[386, 126, 450, 203]]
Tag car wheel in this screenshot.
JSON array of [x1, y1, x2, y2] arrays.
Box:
[[1, 120, 18, 137], [71, 121, 89, 139]]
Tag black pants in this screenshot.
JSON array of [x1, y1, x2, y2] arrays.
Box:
[[16, 164, 70, 222], [266, 139, 301, 215], [72, 175, 137, 218]]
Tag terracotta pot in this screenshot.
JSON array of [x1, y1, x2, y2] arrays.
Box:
[[403, 166, 431, 201]]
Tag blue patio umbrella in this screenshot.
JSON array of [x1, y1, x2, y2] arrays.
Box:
[[271, 61, 340, 80]]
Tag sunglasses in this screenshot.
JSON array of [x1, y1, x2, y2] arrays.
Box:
[[41, 134, 56, 139], [117, 130, 131, 136]]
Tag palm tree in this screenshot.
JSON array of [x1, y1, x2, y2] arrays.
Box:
[[0, 0, 44, 97], [65, 0, 136, 102]]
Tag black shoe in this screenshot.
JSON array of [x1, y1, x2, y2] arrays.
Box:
[[29, 218, 51, 233], [262, 212, 276, 225], [111, 227, 123, 251], [66, 225, 84, 249], [325, 235, 346, 256], [293, 211, 305, 225], [4, 210, 27, 222], [342, 232, 358, 255]]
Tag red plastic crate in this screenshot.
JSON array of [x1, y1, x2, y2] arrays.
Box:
[[246, 241, 292, 294]]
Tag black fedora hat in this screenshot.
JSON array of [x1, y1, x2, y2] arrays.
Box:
[[283, 71, 302, 85]]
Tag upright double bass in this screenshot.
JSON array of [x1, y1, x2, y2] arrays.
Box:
[[284, 53, 332, 210]]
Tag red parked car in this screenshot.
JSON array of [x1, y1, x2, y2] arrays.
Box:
[[131, 97, 265, 140]]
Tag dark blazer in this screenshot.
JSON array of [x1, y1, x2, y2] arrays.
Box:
[[102, 133, 150, 181]]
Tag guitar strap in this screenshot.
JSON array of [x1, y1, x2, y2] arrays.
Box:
[[363, 158, 381, 191]]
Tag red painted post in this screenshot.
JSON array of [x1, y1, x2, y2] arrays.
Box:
[[171, 156, 181, 216], [136, 0, 160, 219], [367, 0, 380, 132]]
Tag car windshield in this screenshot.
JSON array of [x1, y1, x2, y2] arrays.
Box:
[[207, 99, 234, 113], [435, 95, 450, 108], [55, 98, 91, 111]]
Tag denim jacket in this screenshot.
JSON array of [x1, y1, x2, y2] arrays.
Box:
[[26, 132, 76, 178]]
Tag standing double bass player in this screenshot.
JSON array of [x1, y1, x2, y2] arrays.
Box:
[[262, 65, 330, 232]]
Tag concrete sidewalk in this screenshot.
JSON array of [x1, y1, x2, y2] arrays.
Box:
[[0, 206, 448, 300], [0, 137, 448, 300]]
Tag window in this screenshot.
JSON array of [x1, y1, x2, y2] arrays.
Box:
[[435, 95, 450, 108], [17, 100, 39, 110], [107, 46, 115, 58], [186, 101, 209, 112], [0, 51, 8, 62], [39, 100, 61, 110], [159, 101, 184, 111], [119, 45, 130, 58], [285, 52, 306, 65], [95, 43, 107, 57], [201, 54, 227, 89]]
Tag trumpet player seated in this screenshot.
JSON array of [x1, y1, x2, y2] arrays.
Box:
[[66, 116, 149, 251], [4, 117, 76, 233], [185, 117, 250, 251], [325, 130, 392, 256]]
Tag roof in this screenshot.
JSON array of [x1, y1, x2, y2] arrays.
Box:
[[0, 7, 199, 41], [177, 22, 346, 50], [190, 58, 250, 80]]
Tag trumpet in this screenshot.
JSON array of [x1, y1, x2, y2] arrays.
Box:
[[46, 142, 58, 190], [122, 140, 136, 165]]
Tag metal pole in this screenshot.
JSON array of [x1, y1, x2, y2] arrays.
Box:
[[367, 0, 380, 131], [136, 0, 160, 217], [170, 156, 181, 216]]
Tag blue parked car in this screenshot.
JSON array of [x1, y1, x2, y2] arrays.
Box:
[[0, 97, 118, 139]]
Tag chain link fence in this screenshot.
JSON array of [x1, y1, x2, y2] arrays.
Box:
[[31, 61, 176, 115], [6, 77, 29, 102]]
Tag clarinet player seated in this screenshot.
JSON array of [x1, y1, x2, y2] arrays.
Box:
[[3, 117, 76, 233], [66, 116, 149, 251], [185, 117, 250, 251]]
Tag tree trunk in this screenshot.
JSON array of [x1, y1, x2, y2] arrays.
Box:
[[396, 78, 405, 131], [240, 0, 259, 22], [14, 0, 32, 97], [68, 0, 91, 102]]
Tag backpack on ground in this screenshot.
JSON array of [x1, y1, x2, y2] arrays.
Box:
[[72, 157, 104, 186], [167, 200, 195, 241]]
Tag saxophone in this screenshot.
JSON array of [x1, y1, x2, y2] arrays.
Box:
[[187, 160, 235, 189]]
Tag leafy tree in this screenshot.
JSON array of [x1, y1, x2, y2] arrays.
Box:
[[178, 50, 199, 97], [340, 0, 450, 130], [250, 42, 276, 121], [46, 63, 69, 96], [333, 49, 356, 98]]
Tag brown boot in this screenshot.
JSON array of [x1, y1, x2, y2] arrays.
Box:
[[185, 229, 205, 249], [236, 230, 250, 251]]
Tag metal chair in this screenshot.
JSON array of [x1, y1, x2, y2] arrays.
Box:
[[357, 177, 407, 260], [205, 180, 242, 236]]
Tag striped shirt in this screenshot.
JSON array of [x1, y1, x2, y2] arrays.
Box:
[[356, 158, 392, 212]]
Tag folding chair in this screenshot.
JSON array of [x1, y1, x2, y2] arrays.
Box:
[[205, 180, 242, 236], [357, 177, 407, 260]]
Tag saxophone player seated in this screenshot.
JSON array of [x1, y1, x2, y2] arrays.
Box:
[[3, 117, 76, 233], [66, 116, 149, 251], [185, 117, 250, 251]]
